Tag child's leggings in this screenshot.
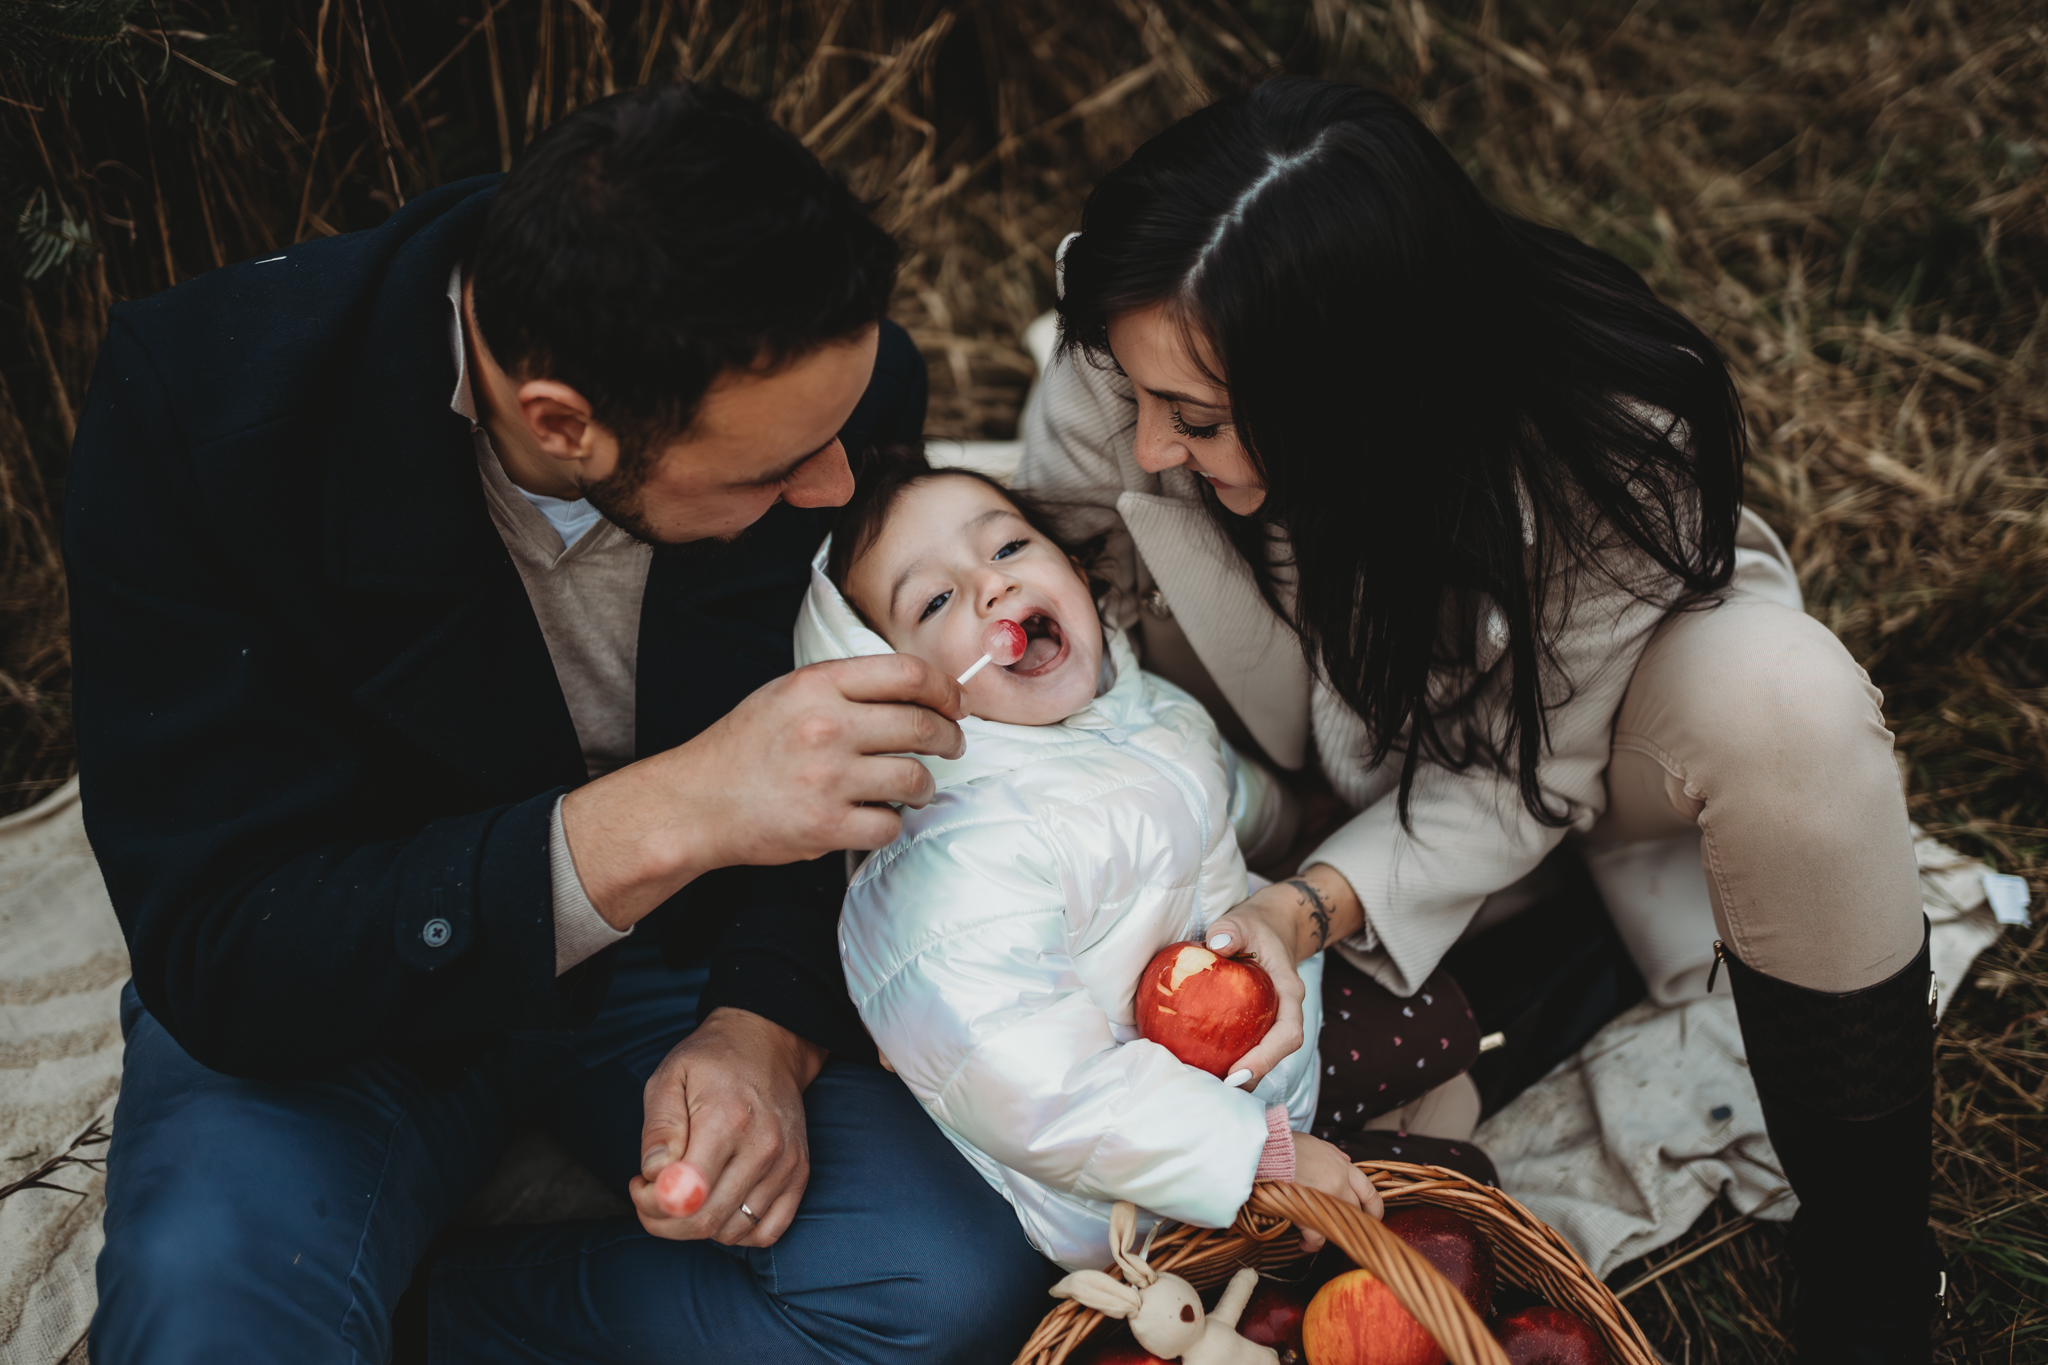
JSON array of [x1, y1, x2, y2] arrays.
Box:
[[1310, 953, 1495, 1185]]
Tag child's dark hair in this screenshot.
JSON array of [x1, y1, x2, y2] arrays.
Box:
[[826, 446, 1099, 621]]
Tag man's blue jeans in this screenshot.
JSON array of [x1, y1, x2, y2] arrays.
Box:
[[91, 942, 1054, 1364]]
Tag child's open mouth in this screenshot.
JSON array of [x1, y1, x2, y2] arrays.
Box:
[[1006, 612, 1068, 677]]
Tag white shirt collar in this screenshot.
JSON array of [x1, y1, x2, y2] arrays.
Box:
[[446, 263, 481, 429]]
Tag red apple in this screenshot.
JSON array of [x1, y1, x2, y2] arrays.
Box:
[[1492, 1306, 1610, 1365], [1237, 1275, 1311, 1363], [1135, 942, 1280, 1077], [1384, 1206, 1496, 1320], [1303, 1268, 1445, 1365]]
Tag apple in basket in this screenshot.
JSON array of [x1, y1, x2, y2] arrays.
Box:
[[1384, 1207, 1496, 1320], [1303, 1269, 1445, 1365], [1135, 942, 1280, 1077], [1492, 1306, 1611, 1365], [1236, 1274, 1312, 1363]]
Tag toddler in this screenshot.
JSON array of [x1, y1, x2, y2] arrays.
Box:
[[794, 451, 1379, 1271]]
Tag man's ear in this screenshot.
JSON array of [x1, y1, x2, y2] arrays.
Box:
[[515, 379, 603, 465]]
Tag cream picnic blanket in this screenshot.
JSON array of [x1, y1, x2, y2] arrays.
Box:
[[0, 779, 120, 1365], [0, 776, 2012, 1360]]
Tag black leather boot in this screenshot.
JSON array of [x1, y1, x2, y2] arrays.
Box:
[[1715, 919, 1941, 1364]]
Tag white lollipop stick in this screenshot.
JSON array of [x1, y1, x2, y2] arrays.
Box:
[[957, 653, 997, 685]]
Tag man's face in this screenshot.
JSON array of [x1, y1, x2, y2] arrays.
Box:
[[582, 325, 879, 545]]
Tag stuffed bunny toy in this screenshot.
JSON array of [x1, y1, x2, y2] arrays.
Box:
[[1049, 1203, 1278, 1365]]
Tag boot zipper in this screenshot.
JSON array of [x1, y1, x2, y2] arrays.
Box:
[[1707, 939, 1726, 994]]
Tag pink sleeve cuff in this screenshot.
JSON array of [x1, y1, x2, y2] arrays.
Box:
[[1254, 1104, 1296, 1182]]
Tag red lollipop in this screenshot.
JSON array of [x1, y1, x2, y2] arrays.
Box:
[[958, 618, 1028, 683]]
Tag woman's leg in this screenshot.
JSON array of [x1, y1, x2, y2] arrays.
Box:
[[1590, 590, 1936, 1363], [1591, 591, 1924, 985]]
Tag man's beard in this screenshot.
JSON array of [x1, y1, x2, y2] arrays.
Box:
[[579, 458, 747, 559]]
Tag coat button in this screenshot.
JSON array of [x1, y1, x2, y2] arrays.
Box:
[[421, 917, 452, 948]]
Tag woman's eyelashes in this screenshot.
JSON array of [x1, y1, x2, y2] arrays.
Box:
[[1170, 408, 1223, 440]]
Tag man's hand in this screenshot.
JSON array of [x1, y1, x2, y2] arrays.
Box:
[[562, 654, 967, 928], [629, 1007, 827, 1247], [1203, 864, 1366, 1088], [1288, 1131, 1384, 1253]]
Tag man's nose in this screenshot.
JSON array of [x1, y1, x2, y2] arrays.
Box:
[[782, 438, 855, 508]]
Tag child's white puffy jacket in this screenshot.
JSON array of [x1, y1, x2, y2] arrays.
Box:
[[794, 549, 1322, 1270]]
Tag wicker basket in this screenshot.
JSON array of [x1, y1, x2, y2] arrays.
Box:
[[1013, 1162, 1659, 1365]]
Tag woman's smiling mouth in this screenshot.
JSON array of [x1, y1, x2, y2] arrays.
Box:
[[1006, 612, 1069, 676]]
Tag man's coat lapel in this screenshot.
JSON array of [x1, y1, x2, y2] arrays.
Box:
[[320, 184, 587, 800]]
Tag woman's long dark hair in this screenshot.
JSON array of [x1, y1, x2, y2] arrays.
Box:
[[1057, 78, 1745, 825]]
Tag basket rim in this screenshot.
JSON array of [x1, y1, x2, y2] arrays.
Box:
[[1012, 1160, 1660, 1365]]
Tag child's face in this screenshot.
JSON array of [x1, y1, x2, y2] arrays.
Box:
[[845, 475, 1106, 726]]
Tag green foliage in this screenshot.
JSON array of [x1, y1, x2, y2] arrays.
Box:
[[5, 185, 93, 281], [0, 0, 270, 118], [0, 1, 135, 93]]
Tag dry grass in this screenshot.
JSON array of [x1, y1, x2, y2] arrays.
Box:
[[3, 0, 2044, 1357]]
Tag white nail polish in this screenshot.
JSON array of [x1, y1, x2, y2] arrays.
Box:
[[1224, 1069, 1254, 1088], [1208, 932, 1233, 951]]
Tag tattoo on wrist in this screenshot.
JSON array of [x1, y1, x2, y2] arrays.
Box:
[[1286, 878, 1332, 951]]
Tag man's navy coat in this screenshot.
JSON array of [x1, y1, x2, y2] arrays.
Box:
[[63, 177, 925, 1077]]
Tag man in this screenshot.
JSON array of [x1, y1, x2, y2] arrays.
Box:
[[66, 83, 1051, 1363]]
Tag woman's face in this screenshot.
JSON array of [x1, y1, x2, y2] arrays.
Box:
[[1107, 302, 1267, 515], [844, 475, 1106, 727]]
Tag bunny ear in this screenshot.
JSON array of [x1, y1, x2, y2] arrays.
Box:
[[1049, 1270, 1144, 1319], [1107, 1203, 1159, 1289]]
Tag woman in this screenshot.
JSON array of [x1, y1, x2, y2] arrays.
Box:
[[1018, 78, 1934, 1363]]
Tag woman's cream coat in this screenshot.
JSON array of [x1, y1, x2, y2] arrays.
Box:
[[1017, 350, 1803, 998], [793, 551, 1322, 1271]]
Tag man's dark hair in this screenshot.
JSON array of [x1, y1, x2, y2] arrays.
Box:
[[469, 82, 899, 464], [826, 446, 1099, 627]]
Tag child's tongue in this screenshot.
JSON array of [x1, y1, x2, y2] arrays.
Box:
[[1014, 618, 1062, 671]]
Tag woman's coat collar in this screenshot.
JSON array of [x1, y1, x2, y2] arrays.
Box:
[[1113, 486, 1311, 770]]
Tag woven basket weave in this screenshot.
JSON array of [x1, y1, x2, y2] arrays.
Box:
[[1012, 1162, 1659, 1365]]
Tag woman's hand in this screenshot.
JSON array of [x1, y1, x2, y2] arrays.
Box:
[[1203, 864, 1365, 1087], [1289, 1131, 1384, 1252]]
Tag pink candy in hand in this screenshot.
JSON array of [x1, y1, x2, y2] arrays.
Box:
[[957, 618, 1029, 685], [653, 1160, 708, 1218], [984, 618, 1028, 666]]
